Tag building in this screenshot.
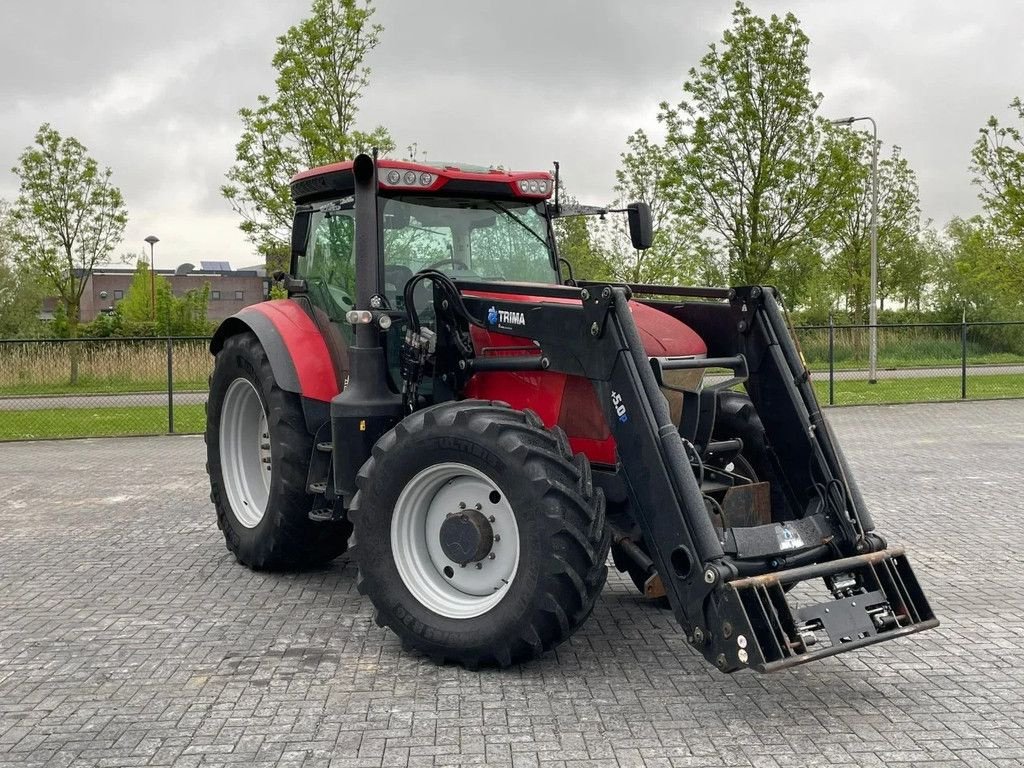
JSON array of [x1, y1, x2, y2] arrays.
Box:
[[43, 265, 269, 324]]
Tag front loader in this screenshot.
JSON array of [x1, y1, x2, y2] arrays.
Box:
[[207, 152, 936, 673]]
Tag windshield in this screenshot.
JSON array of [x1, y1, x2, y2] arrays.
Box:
[[382, 196, 557, 283], [295, 195, 558, 325]]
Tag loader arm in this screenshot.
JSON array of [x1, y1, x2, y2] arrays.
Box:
[[422, 279, 937, 673]]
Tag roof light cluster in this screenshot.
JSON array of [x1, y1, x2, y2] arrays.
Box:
[[380, 168, 436, 188], [517, 178, 551, 196]]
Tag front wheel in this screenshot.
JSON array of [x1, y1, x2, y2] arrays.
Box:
[[351, 401, 610, 667], [206, 331, 351, 569]]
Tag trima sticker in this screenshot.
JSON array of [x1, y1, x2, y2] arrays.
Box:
[[486, 306, 526, 327]]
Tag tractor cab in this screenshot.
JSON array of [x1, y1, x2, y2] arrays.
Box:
[[290, 160, 561, 326]]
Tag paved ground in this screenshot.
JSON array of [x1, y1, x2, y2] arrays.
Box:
[[1, 400, 1023, 768]]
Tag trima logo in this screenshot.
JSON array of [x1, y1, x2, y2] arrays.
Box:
[[486, 306, 526, 327]]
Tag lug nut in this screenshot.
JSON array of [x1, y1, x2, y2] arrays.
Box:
[[494, 534, 501, 542], [488, 552, 496, 560], [475, 562, 483, 570], [488, 515, 495, 523], [459, 502, 466, 509]]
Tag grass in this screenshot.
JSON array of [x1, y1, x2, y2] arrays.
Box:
[[796, 326, 1024, 371], [811, 373, 1024, 406], [0, 403, 206, 441], [0, 377, 208, 397], [0, 339, 211, 397]]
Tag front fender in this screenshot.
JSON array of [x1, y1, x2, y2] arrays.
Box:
[[210, 300, 340, 402]]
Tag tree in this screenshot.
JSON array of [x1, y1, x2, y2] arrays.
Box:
[[934, 217, 1024, 320], [223, 0, 394, 260], [597, 129, 722, 286], [658, 2, 859, 296], [10, 124, 127, 378], [827, 138, 925, 318], [118, 261, 213, 336], [971, 97, 1024, 240]]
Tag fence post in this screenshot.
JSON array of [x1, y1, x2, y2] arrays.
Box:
[[167, 337, 175, 433], [961, 311, 968, 400], [828, 314, 835, 406]]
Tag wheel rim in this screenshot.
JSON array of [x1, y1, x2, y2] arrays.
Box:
[[391, 462, 520, 619], [219, 377, 271, 528]]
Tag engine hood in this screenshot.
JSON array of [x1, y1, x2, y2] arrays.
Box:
[[629, 300, 707, 358]]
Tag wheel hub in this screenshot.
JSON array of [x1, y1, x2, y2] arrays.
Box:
[[390, 463, 521, 619], [439, 508, 494, 565]]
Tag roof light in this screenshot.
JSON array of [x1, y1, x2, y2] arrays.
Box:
[[379, 167, 436, 189]]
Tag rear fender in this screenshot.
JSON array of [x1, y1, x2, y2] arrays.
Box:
[[211, 300, 341, 431]]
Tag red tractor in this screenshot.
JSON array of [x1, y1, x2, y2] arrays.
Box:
[[207, 153, 936, 672]]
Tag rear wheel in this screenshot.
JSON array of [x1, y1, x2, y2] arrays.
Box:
[[351, 400, 610, 667], [206, 332, 351, 569]]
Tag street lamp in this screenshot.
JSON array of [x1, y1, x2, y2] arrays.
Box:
[[831, 115, 879, 384], [145, 235, 160, 321]]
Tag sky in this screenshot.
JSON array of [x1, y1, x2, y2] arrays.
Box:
[[1, 0, 1021, 270]]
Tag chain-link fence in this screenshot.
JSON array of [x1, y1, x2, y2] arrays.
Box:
[[795, 320, 1024, 405], [0, 336, 212, 441], [1, 322, 1022, 440]]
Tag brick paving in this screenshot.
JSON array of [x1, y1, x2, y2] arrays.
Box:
[[1, 400, 1023, 767]]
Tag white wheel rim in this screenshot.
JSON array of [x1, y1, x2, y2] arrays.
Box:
[[391, 462, 520, 619], [219, 377, 271, 528]]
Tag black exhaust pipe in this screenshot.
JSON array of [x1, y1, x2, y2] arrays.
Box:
[[330, 153, 403, 504]]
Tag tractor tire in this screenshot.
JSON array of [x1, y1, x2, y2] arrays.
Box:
[[205, 331, 351, 570], [350, 400, 610, 668]]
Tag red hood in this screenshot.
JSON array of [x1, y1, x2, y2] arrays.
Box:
[[467, 290, 707, 358]]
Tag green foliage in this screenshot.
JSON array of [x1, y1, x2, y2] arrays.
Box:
[[827, 138, 926, 318], [0, 200, 45, 337], [932, 216, 1024, 321], [9, 124, 128, 337], [223, 0, 395, 258], [971, 97, 1024, 241], [658, 2, 860, 298], [552, 184, 614, 282], [116, 261, 214, 336], [597, 130, 721, 285]]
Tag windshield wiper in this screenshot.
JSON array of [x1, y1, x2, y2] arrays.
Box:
[[489, 201, 550, 251]]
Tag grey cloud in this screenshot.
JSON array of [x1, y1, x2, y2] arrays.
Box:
[[1, 0, 1020, 265]]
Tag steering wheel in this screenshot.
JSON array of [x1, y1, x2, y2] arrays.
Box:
[[423, 258, 470, 272]]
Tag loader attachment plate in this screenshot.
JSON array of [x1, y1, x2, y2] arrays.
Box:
[[716, 547, 937, 672]]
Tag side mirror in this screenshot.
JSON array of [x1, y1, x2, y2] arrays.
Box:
[[291, 210, 311, 258], [626, 202, 654, 250]]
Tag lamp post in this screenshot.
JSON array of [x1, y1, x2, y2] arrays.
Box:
[[831, 115, 878, 384], [145, 235, 160, 321]]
